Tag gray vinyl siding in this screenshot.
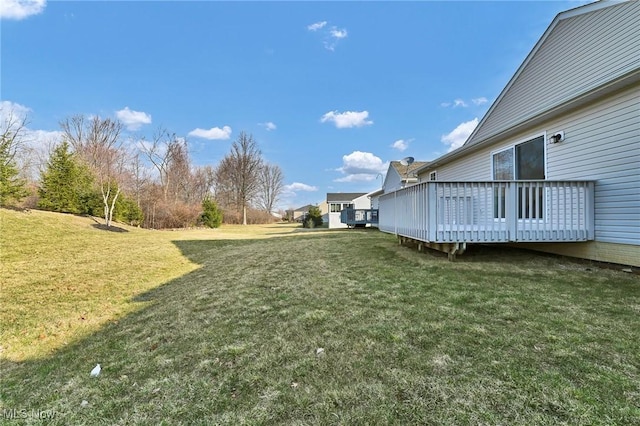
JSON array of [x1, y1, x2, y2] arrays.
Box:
[[426, 84, 640, 246], [383, 169, 403, 192], [469, 1, 640, 145], [548, 86, 639, 246]]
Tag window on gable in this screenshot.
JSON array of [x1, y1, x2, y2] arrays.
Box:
[[429, 171, 437, 181]]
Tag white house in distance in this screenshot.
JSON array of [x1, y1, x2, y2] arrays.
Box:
[[326, 193, 369, 229], [379, 0, 640, 266], [384, 160, 430, 191], [370, 160, 430, 209], [288, 204, 314, 222]]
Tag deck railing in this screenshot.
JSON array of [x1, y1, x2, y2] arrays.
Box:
[[340, 209, 379, 227], [378, 180, 595, 243]]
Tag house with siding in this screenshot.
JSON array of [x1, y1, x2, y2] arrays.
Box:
[[385, 161, 431, 191], [326, 193, 369, 229], [369, 161, 430, 209], [289, 204, 314, 222], [379, 0, 640, 266]]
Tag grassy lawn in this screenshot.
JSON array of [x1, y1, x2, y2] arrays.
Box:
[[1, 209, 639, 424]]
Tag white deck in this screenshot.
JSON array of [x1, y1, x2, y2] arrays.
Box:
[[378, 181, 595, 243]]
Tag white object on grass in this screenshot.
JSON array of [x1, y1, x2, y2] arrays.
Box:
[[90, 364, 101, 377]]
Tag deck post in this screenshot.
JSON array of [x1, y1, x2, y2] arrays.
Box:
[[427, 182, 437, 242], [394, 191, 398, 236], [586, 181, 595, 240], [507, 182, 518, 242]]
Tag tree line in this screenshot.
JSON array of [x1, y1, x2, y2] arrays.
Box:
[[0, 110, 284, 228]]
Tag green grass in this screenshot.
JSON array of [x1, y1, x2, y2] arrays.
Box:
[[1, 209, 639, 424]]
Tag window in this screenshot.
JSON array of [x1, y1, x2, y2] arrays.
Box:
[[492, 135, 545, 219], [331, 203, 353, 212], [429, 171, 437, 181]]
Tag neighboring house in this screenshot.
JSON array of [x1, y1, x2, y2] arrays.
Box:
[[326, 193, 369, 229], [369, 161, 430, 209], [384, 161, 430, 192], [379, 0, 640, 266], [290, 204, 315, 222], [368, 188, 384, 210], [317, 200, 330, 224]]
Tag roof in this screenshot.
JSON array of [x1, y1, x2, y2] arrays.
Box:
[[389, 161, 430, 178], [292, 204, 314, 212], [416, 0, 640, 175], [326, 192, 367, 202], [367, 188, 385, 197]]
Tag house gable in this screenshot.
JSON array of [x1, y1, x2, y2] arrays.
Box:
[[465, 0, 639, 148], [383, 161, 430, 190], [415, 0, 640, 178]]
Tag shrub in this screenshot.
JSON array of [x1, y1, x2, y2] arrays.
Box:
[[302, 205, 323, 228], [114, 195, 144, 226], [200, 198, 222, 228]]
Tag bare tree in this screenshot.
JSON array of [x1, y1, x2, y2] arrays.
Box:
[[61, 115, 127, 227], [130, 152, 150, 208], [139, 129, 192, 203], [213, 156, 237, 219], [138, 129, 216, 228], [190, 165, 215, 203], [216, 132, 263, 225], [0, 110, 29, 206], [256, 163, 284, 214]]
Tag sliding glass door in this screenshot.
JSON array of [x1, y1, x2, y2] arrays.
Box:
[[493, 135, 545, 219]]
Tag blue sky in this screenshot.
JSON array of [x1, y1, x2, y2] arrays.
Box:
[[1, 0, 589, 210]]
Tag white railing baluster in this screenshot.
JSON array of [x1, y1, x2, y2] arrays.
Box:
[[378, 180, 593, 245]]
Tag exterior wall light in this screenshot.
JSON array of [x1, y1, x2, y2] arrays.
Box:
[[549, 131, 565, 143]]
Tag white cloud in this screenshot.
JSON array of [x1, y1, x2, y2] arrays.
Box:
[[453, 99, 468, 108], [441, 118, 479, 152], [441, 97, 489, 108], [284, 182, 318, 192], [0, 0, 46, 20], [320, 110, 373, 129], [0, 100, 31, 123], [334, 173, 377, 183], [335, 151, 388, 182], [25, 129, 63, 146], [188, 125, 232, 140], [330, 27, 348, 39], [260, 121, 277, 131], [0, 101, 63, 179], [115, 107, 152, 131], [308, 20, 347, 51], [307, 21, 327, 31], [1, 101, 61, 149], [391, 139, 413, 152]]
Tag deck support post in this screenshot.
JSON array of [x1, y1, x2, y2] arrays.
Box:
[[447, 242, 467, 261]]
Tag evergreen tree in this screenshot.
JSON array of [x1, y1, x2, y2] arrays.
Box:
[[303, 205, 323, 228], [0, 130, 28, 207], [113, 194, 144, 226], [200, 197, 222, 228], [38, 141, 94, 213]]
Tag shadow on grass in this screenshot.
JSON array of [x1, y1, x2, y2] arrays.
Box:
[[91, 223, 129, 233], [2, 231, 639, 424]]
